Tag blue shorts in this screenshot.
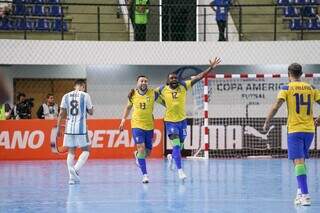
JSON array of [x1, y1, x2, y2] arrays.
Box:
[[287, 132, 314, 160], [165, 119, 187, 143], [132, 128, 154, 150]]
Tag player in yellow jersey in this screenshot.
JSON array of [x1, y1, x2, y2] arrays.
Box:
[[263, 63, 320, 206], [119, 75, 163, 183], [157, 57, 221, 180]]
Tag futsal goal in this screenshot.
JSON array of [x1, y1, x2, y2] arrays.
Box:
[[188, 73, 320, 159]]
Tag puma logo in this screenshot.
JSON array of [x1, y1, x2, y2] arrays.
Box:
[[244, 125, 275, 140]]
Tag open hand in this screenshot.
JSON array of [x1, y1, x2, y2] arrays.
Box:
[[209, 57, 222, 69]]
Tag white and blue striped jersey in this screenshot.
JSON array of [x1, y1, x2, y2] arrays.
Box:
[[60, 90, 93, 135]]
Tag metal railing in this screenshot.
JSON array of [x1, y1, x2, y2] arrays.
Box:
[[0, 1, 319, 41]]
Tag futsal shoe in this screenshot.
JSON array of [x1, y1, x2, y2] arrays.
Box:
[[300, 195, 311, 206], [294, 194, 302, 205], [69, 167, 80, 183], [134, 151, 140, 168], [178, 169, 187, 181], [167, 154, 174, 170], [142, 174, 149, 184], [295, 194, 311, 206]]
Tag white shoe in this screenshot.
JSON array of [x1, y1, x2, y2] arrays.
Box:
[[134, 151, 140, 168], [294, 193, 302, 205], [178, 169, 187, 181], [295, 194, 311, 206], [69, 167, 80, 183], [300, 194, 311, 206], [167, 154, 174, 170], [142, 174, 149, 184]]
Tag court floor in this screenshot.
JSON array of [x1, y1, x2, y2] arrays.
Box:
[[0, 158, 319, 213]]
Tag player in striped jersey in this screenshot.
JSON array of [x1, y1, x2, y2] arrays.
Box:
[[263, 63, 320, 206], [119, 75, 163, 183], [157, 57, 221, 180], [56, 79, 93, 185]]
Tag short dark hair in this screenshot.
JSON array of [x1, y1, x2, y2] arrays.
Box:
[[74, 79, 86, 86], [136, 75, 148, 81], [46, 93, 54, 99], [167, 72, 177, 78], [288, 63, 303, 78], [17, 92, 26, 101]]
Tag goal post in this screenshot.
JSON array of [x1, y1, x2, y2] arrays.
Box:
[[188, 73, 320, 159]]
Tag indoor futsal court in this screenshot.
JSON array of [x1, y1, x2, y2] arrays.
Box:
[[1, 1, 320, 212], [0, 159, 319, 212]]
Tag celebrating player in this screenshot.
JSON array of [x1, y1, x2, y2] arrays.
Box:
[[56, 79, 93, 185], [157, 57, 221, 180], [263, 63, 320, 206], [119, 75, 163, 184]]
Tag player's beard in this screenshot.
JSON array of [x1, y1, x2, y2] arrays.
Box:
[[169, 81, 178, 89], [139, 84, 148, 93]]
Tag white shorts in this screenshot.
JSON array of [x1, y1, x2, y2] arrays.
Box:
[[63, 134, 90, 148]]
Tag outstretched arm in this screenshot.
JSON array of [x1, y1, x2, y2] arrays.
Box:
[[191, 57, 221, 86], [263, 99, 285, 131]]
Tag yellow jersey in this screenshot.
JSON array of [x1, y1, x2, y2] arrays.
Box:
[[277, 81, 320, 133], [128, 88, 158, 130], [158, 80, 192, 122]]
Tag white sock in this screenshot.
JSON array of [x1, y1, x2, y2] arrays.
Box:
[[74, 151, 89, 172], [67, 153, 75, 170], [297, 188, 302, 195]]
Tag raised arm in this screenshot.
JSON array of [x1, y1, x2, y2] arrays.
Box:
[[263, 99, 285, 131], [191, 57, 221, 86]]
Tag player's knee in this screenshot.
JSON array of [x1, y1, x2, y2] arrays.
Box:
[[295, 163, 307, 176], [294, 158, 304, 165], [137, 149, 146, 159], [171, 137, 181, 147], [68, 147, 76, 154], [81, 145, 90, 152]]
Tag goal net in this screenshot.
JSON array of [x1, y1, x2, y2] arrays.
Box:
[[189, 73, 320, 159]]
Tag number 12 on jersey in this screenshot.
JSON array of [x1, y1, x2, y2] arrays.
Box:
[[294, 93, 311, 115]]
